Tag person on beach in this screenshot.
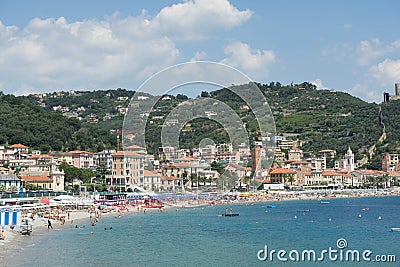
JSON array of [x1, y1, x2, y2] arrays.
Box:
[[48, 219, 53, 229], [0, 230, 5, 240]]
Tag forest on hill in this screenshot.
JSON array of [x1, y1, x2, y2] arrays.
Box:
[[0, 82, 396, 169]]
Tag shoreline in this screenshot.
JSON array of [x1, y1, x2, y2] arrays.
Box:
[[1, 190, 399, 266], [0, 203, 147, 266]]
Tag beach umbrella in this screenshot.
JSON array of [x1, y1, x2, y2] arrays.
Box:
[[41, 197, 51, 205]]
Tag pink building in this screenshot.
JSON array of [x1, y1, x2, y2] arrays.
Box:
[[68, 150, 95, 169]]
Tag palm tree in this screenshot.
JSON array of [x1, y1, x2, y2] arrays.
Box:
[[378, 174, 390, 188], [367, 176, 377, 189], [286, 175, 295, 185], [189, 173, 197, 189]]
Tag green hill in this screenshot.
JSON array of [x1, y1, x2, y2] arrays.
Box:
[[0, 83, 395, 166]]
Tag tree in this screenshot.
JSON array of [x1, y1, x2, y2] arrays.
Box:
[[286, 175, 295, 185], [201, 91, 210, 97], [95, 164, 111, 184], [189, 173, 197, 188], [7, 185, 18, 193]]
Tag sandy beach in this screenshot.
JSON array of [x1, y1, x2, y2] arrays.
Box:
[[0, 202, 147, 267], [1, 188, 399, 266]]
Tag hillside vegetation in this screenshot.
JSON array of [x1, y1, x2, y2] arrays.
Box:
[[0, 83, 392, 163]]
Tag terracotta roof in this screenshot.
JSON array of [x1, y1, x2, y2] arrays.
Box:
[[180, 157, 199, 161], [356, 170, 378, 175], [112, 151, 143, 157], [388, 171, 400, 177], [270, 168, 296, 174], [125, 145, 145, 150], [144, 170, 160, 177], [173, 162, 192, 168], [29, 154, 54, 159], [20, 175, 53, 182], [68, 150, 94, 155], [163, 164, 176, 169], [9, 144, 28, 149], [161, 175, 182, 181], [322, 170, 339, 176]]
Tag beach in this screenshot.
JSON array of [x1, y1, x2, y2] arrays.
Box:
[[1, 189, 399, 266], [0, 200, 149, 266]]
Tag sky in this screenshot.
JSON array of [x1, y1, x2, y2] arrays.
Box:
[[0, 0, 399, 103]]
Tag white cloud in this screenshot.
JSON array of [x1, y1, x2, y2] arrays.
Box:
[[357, 38, 400, 66], [348, 83, 381, 103], [0, 15, 179, 95], [153, 0, 252, 40], [311, 79, 328, 89], [0, 0, 253, 95], [370, 58, 400, 87], [220, 41, 275, 80], [190, 51, 208, 61]]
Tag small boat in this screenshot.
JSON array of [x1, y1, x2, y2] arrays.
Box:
[[297, 209, 310, 213], [319, 201, 330, 204], [267, 205, 277, 209], [220, 213, 239, 217], [391, 227, 400, 232]]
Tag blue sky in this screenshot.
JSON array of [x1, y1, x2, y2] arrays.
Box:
[[0, 0, 399, 103]]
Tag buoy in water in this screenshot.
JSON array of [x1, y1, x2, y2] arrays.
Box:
[[294, 215, 297, 219], [329, 218, 332, 222], [358, 214, 362, 218], [378, 216, 382, 220]]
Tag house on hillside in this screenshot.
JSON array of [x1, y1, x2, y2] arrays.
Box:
[[8, 144, 29, 160]]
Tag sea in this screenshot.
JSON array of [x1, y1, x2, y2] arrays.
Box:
[[1, 196, 399, 267]]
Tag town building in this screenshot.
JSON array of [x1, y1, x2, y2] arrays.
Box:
[[335, 147, 355, 172], [0, 174, 20, 191], [95, 150, 116, 170], [68, 150, 95, 169], [105, 151, 145, 191], [288, 147, 303, 161], [382, 152, 399, 172], [143, 170, 161, 191], [269, 168, 297, 185], [383, 83, 400, 102]]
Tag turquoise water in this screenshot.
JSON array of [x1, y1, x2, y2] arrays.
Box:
[[3, 196, 400, 266]]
